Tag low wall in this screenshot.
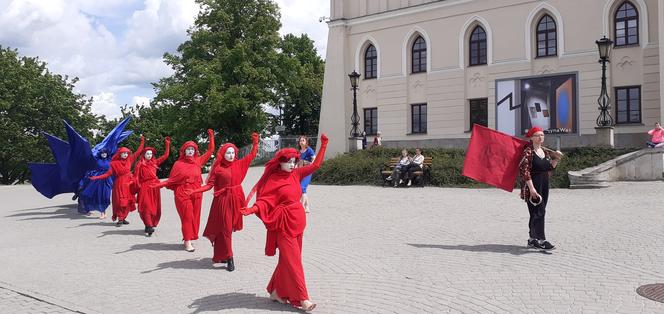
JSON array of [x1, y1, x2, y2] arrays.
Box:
[[568, 148, 664, 189]]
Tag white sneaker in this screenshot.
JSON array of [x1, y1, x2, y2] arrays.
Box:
[[407, 180, 412, 187], [386, 176, 392, 181]]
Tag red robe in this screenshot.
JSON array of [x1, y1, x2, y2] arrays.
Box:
[[247, 139, 327, 307], [91, 137, 144, 221], [134, 140, 170, 228], [163, 137, 214, 241], [198, 138, 258, 262]]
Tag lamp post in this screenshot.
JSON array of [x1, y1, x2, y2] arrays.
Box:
[[595, 36, 614, 127], [348, 70, 361, 138]]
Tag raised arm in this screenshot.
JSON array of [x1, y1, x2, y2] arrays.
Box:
[[90, 167, 114, 180], [239, 132, 260, 169], [156, 136, 171, 165], [197, 129, 215, 166], [130, 135, 145, 163], [295, 134, 328, 179]]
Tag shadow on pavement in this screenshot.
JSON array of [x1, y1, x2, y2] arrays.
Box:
[[97, 228, 146, 238], [7, 204, 88, 221], [142, 258, 216, 273], [407, 243, 551, 255], [115, 242, 183, 254], [188, 293, 299, 313], [72, 221, 116, 228]]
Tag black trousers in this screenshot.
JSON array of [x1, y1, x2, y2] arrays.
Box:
[[527, 201, 546, 240]]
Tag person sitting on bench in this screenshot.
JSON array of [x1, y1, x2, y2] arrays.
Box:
[[403, 148, 425, 186], [647, 122, 664, 148], [386, 149, 411, 187]]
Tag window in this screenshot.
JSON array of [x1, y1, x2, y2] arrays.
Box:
[[411, 103, 427, 134], [364, 44, 377, 79], [469, 98, 488, 128], [364, 108, 378, 135], [469, 26, 487, 66], [411, 36, 427, 73], [536, 15, 557, 57], [615, 86, 641, 124], [615, 1, 639, 46]]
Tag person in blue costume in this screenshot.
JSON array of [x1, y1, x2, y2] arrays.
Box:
[[297, 136, 316, 213], [28, 117, 133, 219], [76, 149, 113, 218]]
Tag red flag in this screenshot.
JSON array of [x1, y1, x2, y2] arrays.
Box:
[[462, 124, 529, 192]]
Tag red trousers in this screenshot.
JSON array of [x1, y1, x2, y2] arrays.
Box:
[[174, 193, 202, 240], [211, 233, 233, 262], [267, 233, 309, 306], [137, 184, 161, 227]]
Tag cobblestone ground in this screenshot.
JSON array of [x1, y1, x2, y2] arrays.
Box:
[[1, 168, 664, 313]]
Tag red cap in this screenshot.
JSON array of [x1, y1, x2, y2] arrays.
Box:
[[525, 127, 544, 138]]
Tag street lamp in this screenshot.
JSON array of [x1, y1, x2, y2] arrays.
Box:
[[348, 70, 361, 138], [595, 36, 614, 127]]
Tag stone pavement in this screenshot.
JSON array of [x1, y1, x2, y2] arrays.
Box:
[[1, 167, 664, 313]]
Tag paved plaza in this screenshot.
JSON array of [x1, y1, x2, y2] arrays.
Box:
[[1, 167, 664, 313]]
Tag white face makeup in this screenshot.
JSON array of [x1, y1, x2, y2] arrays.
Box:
[[185, 146, 195, 157], [120, 152, 129, 159], [144, 150, 153, 160], [224, 147, 236, 162], [100, 152, 108, 159], [280, 157, 296, 172], [531, 132, 545, 145]]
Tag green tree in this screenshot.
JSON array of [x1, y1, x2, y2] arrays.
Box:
[[0, 46, 98, 184], [153, 0, 282, 147], [272, 34, 324, 136]]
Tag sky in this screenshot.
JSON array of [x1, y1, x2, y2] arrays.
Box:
[[0, 0, 330, 118]]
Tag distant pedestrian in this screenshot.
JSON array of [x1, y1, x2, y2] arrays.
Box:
[[647, 122, 664, 148], [371, 131, 382, 148], [297, 136, 315, 213]]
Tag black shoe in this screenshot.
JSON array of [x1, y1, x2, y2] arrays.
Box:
[[116, 221, 122, 227], [144, 226, 149, 233], [146, 227, 154, 237], [226, 258, 235, 272], [527, 239, 536, 248], [122, 220, 129, 225], [540, 241, 556, 250]]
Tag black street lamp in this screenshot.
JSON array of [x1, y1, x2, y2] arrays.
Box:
[[348, 70, 361, 138], [595, 36, 614, 127]]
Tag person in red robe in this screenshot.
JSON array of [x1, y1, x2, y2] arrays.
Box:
[[134, 136, 171, 236], [90, 135, 145, 226], [153, 129, 215, 252], [188, 132, 259, 271], [240, 133, 328, 312]]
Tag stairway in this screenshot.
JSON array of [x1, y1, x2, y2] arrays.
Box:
[[568, 148, 664, 189]]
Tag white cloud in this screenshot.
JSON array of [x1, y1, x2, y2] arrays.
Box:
[[274, 0, 329, 57], [132, 96, 150, 107], [91, 92, 122, 118], [0, 0, 330, 118]]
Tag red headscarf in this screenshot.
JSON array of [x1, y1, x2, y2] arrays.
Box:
[[206, 143, 239, 184], [525, 127, 544, 138], [245, 148, 299, 205], [111, 147, 132, 161], [178, 141, 200, 163]]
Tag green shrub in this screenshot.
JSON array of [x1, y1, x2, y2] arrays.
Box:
[[313, 146, 638, 188]]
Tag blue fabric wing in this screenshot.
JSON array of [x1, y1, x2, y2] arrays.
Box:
[[27, 162, 77, 199], [64, 120, 95, 182], [92, 116, 133, 157], [43, 132, 70, 178]]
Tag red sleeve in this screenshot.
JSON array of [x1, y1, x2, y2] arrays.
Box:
[[239, 137, 259, 171], [91, 168, 113, 180], [197, 135, 215, 166], [156, 139, 171, 165], [130, 136, 145, 164], [519, 147, 533, 182], [294, 140, 327, 179]]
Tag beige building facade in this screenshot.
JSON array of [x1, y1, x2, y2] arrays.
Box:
[[318, 0, 664, 157]]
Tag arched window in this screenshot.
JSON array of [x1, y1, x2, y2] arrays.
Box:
[[411, 36, 426, 73], [364, 45, 377, 79], [469, 26, 487, 66], [614, 1, 639, 46], [536, 15, 557, 57]]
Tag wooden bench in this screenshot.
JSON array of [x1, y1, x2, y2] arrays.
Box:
[[380, 157, 433, 187]]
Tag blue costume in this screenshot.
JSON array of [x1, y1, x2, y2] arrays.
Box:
[[28, 117, 133, 214], [299, 147, 315, 193]]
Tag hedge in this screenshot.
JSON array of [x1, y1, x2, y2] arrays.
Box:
[[312, 146, 639, 188]]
